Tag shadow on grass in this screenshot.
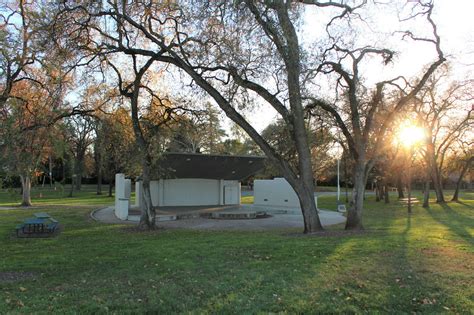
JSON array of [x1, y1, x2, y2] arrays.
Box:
[[384, 214, 421, 311], [452, 200, 473, 208], [294, 206, 423, 312], [426, 203, 473, 245], [383, 209, 470, 312]]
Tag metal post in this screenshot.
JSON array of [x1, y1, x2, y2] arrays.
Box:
[[337, 159, 340, 202], [408, 146, 413, 214]]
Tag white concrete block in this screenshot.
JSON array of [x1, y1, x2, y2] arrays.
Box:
[[150, 181, 160, 207], [124, 179, 131, 199], [254, 178, 300, 208], [135, 181, 142, 208], [115, 198, 129, 220], [127, 214, 140, 222], [115, 173, 125, 205]]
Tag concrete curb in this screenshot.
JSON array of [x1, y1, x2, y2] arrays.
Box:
[[90, 207, 109, 222]]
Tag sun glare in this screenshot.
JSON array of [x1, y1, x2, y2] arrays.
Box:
[[396, 123, 425, 148]]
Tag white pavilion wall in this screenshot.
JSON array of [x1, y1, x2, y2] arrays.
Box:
[[136, 178, 240, 207]]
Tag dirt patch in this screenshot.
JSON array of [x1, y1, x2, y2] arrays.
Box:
[[418, 245, 473, 272], [0, 272, 36, 283]]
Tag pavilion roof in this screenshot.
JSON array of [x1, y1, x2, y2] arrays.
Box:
[[154, 152, 266, 181]]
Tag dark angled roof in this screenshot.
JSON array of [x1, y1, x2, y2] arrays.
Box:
[[154, 152, 266, 181]]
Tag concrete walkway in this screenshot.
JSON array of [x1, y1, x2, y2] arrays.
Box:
[[91, 205, 346, 231]]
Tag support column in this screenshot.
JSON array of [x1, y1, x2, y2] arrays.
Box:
[[114, 173, 129, 220], [115, 173, 125, 206], [150, 180, 159, 207], [238, 182, 241, 204], [158, 179, 165, 207], [135, 180, 142, 208], [218, 179, 225, 205], [124, 179, 131, 199]]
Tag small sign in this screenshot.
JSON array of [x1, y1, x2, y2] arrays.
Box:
[[337, 204, 347, 213]]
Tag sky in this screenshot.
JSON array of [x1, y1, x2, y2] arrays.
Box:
[[225, 0, 474, 135]]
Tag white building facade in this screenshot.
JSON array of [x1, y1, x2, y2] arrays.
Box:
[[135, 178, 241, 208]]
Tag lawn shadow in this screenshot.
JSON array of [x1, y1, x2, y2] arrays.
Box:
[[383, 214, 422, 311], [452, 200, 473, 208], [426, 203, 473, 245], [296, 207, 435, 312], [382, 209, 471, 312]]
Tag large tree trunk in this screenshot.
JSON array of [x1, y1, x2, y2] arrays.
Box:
[[431, 166, 445, 203], [108, 179, 113, 197], [61, 158, 66, 183], [288, 177, 323, 233], [49, 155, 53, 188], [68, 175, 75, 197], [375, 179, 381, 202], [96, 168, 102, 195], [20, 175, 32, 207], [422, 161, 431, 208], [452, 157, 473, 202], [74, 156, 83, 191], [346, 160, 366, 230], [407, 160, 413, 214], [422, 179, 430, 208], [397, 175, 404, 199], [95, 140, 103, 195], [277, 3, 323, 233], [344, 155, 349, 203], [127, 78, 156, 230], [427, 142, 445, 203], [289, 146, 323, 233], [138, 154, 156, 229]]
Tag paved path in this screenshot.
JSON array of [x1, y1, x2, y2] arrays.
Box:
[[91, 206, 346, 231]]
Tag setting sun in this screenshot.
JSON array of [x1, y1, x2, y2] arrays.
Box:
[[396, 123, 426, 148]]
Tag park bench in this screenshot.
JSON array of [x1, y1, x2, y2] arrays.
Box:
[[398, 197, 419, 204]]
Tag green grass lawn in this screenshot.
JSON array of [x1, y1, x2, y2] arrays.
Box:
[[0, 187, 473, 313], [0, 185, 116, 207]]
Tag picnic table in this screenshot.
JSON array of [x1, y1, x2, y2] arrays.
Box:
[[34, 212, 51, 219], [22, 218, 47, 233], [16, 213, 59, 236]]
